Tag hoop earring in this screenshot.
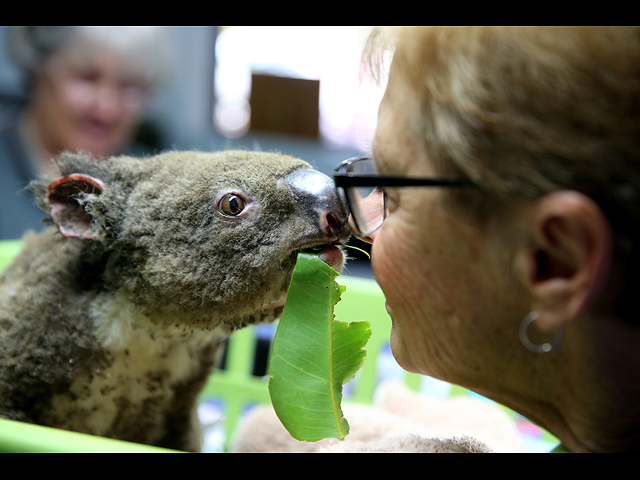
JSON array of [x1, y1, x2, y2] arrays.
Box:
[[519, 312, 563, 353]]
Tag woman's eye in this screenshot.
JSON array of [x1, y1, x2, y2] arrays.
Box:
[[218, 194, 246, 216]]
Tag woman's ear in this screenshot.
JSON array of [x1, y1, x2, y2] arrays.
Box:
[[517, 191, 613, 333]]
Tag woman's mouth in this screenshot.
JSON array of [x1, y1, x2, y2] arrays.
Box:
[[81, 120, 113, 141]]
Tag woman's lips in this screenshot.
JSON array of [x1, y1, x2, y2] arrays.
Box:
[[80, 120, 113, 142]]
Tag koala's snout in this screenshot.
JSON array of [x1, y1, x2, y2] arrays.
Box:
[[284, 168, 351, 245]]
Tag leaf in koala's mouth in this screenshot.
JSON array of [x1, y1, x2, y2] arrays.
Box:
[[268, 251, 372, 442]]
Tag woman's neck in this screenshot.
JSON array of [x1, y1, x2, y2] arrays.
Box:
[[534, 314, 640, 452]]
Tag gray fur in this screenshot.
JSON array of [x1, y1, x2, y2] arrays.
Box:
[[0, 150, 349, 451]]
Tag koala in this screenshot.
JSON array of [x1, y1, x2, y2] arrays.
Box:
[[0, 150, 350, 452]]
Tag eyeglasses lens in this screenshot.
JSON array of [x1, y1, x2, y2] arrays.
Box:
[[346, 158, 385, 236]]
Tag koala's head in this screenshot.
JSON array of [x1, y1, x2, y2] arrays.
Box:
[[35, 150, 350, 330]]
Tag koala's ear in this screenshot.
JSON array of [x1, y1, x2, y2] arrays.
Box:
[[45, 174, 106, 240]]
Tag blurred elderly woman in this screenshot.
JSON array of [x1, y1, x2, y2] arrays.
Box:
[[0, 26, 171, 238], [336, 26, 640, 452]]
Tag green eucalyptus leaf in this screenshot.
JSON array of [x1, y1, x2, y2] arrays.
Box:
[[268, 252, 371, 442]]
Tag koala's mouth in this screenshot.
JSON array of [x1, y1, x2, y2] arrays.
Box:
[[299, 243, 346, 272]]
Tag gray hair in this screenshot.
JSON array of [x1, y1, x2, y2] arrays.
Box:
[[8, 26, 172, 89]]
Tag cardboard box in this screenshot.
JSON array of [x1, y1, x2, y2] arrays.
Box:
[[250, 73, 319, 137]]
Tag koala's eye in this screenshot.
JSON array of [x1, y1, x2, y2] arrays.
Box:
[[218, 194, 246, 217]]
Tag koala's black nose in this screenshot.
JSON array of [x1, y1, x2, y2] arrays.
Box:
[[284, 168, 351, 243]]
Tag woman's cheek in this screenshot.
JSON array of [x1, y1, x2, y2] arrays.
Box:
[[370, 212, 426, 304], [369, 223, 419, 353], [368, 211, 461, 377], [369, 223, 403, 298]]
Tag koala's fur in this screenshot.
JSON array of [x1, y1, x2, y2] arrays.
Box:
[[0, 150, 349, 451]]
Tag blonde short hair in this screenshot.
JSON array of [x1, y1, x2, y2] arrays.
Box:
[[367, 26, 640, 268]]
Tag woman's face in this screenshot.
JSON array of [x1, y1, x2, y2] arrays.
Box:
[[29, 41, 147, 158], [368, 62, 528, 387]]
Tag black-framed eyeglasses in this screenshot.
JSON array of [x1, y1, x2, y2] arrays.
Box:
[[333, 156, 474, 237]]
